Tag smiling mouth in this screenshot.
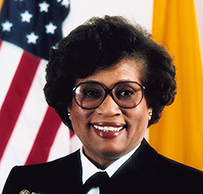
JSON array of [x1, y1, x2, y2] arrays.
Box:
[[92, 124, 125, 132]]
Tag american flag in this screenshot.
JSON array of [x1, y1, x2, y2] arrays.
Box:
[[0, 0, 81, 191]]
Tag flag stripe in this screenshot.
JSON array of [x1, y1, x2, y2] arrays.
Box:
[[48, 123, 72, 161], [0, 59, 49, 190], [69, 130, 75, 138], [0, 41, 23, 108], [0, 51, 41, 161], [25, 107, 62, 165]]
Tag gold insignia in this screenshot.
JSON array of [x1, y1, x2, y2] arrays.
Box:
[[19, 189, 30, 194]]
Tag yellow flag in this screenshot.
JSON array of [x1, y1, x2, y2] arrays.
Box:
[[149, 0, 203, 170], [0, 0, 4, 11]]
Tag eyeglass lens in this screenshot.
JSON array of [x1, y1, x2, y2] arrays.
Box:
[[73, 81, 144, 109]]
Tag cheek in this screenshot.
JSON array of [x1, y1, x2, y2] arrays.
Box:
[[70, 100, 86, 118], [70, 101, 92, 131], [70, 102, 82, 129], [126, 103, 150, 129]]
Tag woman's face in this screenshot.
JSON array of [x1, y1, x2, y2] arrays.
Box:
[[69, 59, 152, 169]]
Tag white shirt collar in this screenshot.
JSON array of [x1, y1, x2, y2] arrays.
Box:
[[80, 144, 140, 184]]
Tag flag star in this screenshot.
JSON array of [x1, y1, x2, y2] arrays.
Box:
[[39, 1, 50, 13], [26, 32, 39, 44], [45, 22, 57, 34], [21, 10, 33, 23], [1, 21, 13, 31], [61, 0, 70, 8]]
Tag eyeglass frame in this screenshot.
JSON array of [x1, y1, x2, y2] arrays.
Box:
[[72, 81, 146, 110]]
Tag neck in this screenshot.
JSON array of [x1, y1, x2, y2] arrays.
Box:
[[82, 148, 119, 170]]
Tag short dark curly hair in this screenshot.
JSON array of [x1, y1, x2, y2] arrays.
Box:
[[44, 15, 176, 131]]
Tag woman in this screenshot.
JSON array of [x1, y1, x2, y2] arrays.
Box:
[[2, 15, 203, 194]]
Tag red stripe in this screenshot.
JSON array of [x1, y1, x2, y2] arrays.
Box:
[[0, 51, 41, 161], [25, 107, 62, 165], [69, 130, 75, 138], [0, 40, 2, 48]]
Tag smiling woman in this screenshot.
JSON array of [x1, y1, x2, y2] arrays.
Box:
[[69, 60, 151, 169], [2, 15, 203, 194]]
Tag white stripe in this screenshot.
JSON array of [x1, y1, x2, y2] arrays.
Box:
[[3, 59, 48, 163], [0, 41, 23, 108], [48, 123, 71, 161], [48, 123, 82, 161]]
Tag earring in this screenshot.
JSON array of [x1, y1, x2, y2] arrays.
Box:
[[149, 112, 152, 120], [68, 112, 71, 116]]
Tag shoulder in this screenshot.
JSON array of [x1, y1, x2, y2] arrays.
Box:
[[154, 150, 203, 178], [12, 149, 80, 175], [131, 139, 203, 193], [139, 139, 203, 178], [152, 150, 203, 193], [2, 150, 82, 194]]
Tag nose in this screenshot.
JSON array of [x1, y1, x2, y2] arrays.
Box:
[[95, 95, 122, 117]]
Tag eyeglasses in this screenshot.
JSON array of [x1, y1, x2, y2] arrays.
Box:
[[73, 81, 145, 110]]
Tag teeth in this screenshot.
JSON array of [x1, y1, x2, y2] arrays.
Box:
[[93, 125, 123, 132]]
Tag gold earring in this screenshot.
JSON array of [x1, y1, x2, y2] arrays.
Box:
[[149, 112, 152, 120], [68, 112, 71, 120]]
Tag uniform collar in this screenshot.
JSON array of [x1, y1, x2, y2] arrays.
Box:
[[80, 144, 141, 184]]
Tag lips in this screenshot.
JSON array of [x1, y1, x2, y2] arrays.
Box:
[[91, 122, 125, 138]]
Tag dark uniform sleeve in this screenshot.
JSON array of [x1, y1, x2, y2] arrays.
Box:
[[2, 166, 21, 194]]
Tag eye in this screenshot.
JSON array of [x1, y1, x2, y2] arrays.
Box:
[[83, 89, 101, 99], [120, 90, 133, 97], [117, 89, 135, 99]]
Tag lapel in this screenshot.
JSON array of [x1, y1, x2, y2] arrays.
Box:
[[108, 138, 158, 193], [53, 150, 83, 194]]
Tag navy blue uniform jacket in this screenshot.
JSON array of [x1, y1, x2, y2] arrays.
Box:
[[2, 139, 203, 194]]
